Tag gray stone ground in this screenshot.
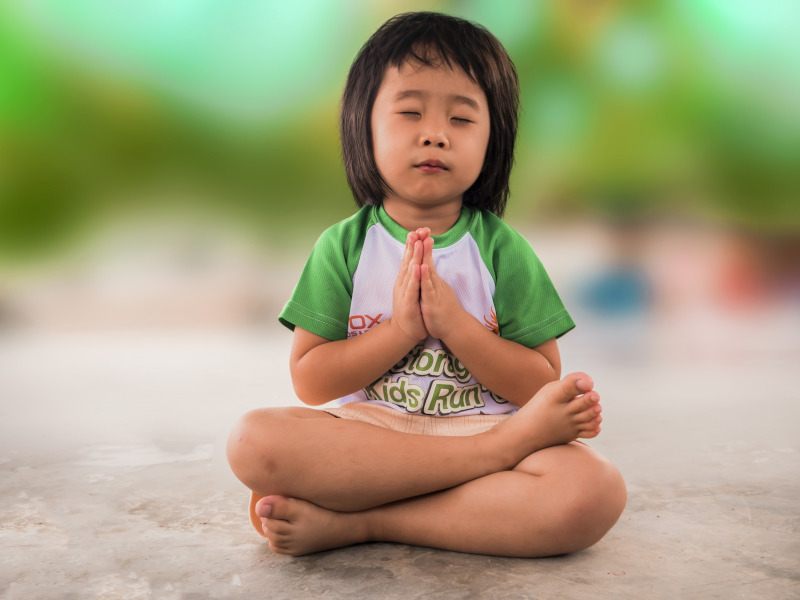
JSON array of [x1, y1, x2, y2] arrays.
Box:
[[2, 303, 798, 600]]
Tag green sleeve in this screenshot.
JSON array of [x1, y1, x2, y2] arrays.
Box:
[[477, 214, 575, 348], [278, 211, 368, 341]]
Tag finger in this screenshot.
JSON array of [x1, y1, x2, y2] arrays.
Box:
[[400, 260, 420, 299], [398, 239, 422, 292], [421, 236, 435, 269], [411, 263, 421, 286], [419, 263, 435, 300], [412, 239, 424, 268], [422, 238, 443, 291], [400, 231, 416, 270], [400, 265, 421, 314]]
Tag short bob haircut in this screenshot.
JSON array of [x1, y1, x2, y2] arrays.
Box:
[[340, 12, 520, 218]]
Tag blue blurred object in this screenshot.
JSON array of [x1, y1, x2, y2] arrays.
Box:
[[579, 265, 652, 316]]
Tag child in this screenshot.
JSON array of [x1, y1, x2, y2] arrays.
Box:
[[227, 12, 626, 557]]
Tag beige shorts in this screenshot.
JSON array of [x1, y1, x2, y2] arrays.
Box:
[[324, 401, 511, 436]]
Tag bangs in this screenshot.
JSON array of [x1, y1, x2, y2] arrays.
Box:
[[390, 42, 475, 82]]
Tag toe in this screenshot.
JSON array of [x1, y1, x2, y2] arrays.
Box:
[[265, 517, 291, 536], [583, 391, 601, 411], [256, 494, 296, 522], [559, 372, 594, 399], [568, 390, 600, 416], [579, 426, 601, 439], [254, 495, 274, 519], [578, 414, 602, 433], [249, 492, 269, 538], [574, 405, 602, 427], [268, 540, 290, 554], [260, 495, 296, 522]]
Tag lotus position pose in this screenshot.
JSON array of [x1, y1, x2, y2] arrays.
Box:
[[227, 11, 626, 557]]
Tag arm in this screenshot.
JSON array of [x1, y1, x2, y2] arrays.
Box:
[[289, 323, 415, 405], [419, 236, 561, 406], [290, 230, 430, 406], [435, 315, 561, 406]]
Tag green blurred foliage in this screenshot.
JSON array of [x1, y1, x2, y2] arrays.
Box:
[[1, 0, 798, 264]]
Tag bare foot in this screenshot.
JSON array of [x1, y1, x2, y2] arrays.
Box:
[[254, 495, 369, 556], [487, 372, 602, 461]]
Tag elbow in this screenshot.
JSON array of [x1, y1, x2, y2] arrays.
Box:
[[292, 381, 333, 406], [542, 350, 562, 382], [540, 355, 561, 386], [290, 369, 335, 406], [528, 358, 560, 394], [290, 355, 339, 406]]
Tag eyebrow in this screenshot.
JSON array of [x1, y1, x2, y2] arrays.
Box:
[[394, 89, 480, 110]]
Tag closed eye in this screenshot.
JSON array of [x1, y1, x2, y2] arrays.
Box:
[[400, 111, 421, 119], [451, 117, 472, 125]]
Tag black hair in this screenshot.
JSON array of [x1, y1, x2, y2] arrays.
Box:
[[340, 12, 519, 217]]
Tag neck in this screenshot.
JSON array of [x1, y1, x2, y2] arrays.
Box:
[[382, 198, 463, 236]]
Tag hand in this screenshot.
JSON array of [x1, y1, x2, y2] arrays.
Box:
[[390, 228, 430, 343], [419, 235, 466, 340]]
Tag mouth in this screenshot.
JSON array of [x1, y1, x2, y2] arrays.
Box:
[[415, 159, 448, 173]]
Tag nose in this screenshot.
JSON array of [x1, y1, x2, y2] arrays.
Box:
[[419, 117, 449, 149], [423, 136, 447, 149]]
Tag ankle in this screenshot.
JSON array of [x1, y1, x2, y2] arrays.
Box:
[[361, 509, 384, 544], [475, 428, 519, 472]]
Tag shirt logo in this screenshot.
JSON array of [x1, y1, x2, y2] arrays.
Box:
[[347, 313, 383, 337], [483, 307, 499, 335]]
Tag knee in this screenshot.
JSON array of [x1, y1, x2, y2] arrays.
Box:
[[524, 448, 625, 557], [563, 456, 627, 552], [226, 409, 279, 490], [593, 458, 627, 526]]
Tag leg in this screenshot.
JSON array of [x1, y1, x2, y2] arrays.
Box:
[[227, 372, 603, 512], [257, 442, 626, 557]]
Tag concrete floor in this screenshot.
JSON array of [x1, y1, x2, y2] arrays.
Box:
[[1, 306, 799, 599]]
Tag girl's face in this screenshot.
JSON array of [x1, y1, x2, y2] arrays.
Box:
[[371, 60, 490, 215]]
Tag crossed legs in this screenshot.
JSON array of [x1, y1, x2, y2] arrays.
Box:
[[227, 373, 626, 557]]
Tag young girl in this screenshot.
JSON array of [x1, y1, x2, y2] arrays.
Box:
[[227, 11, 626, 557]]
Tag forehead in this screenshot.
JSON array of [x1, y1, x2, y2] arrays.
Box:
[[376, 60, 488, 107]]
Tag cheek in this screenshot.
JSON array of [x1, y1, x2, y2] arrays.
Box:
[[370, 120, 385, 158], [371, 125, 398, 173], [371, 136, 389, 173], [475, 129, 491, 170]]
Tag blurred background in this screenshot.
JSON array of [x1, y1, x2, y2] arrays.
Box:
[[3, 5, 800, 594], [0, 0, 798, 356], [3, 7, 799, 593]]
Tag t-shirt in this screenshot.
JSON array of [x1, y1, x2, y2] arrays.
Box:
[[279, 205, 574, 416]]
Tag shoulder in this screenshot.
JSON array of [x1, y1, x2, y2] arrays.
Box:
[[310, 205, 378, 261], [467, 209, 535, 266], [469, 208, 526, 241], [316, 205, 376, 244]]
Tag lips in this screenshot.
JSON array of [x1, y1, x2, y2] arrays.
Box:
[[415, 159, 448, 172]]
